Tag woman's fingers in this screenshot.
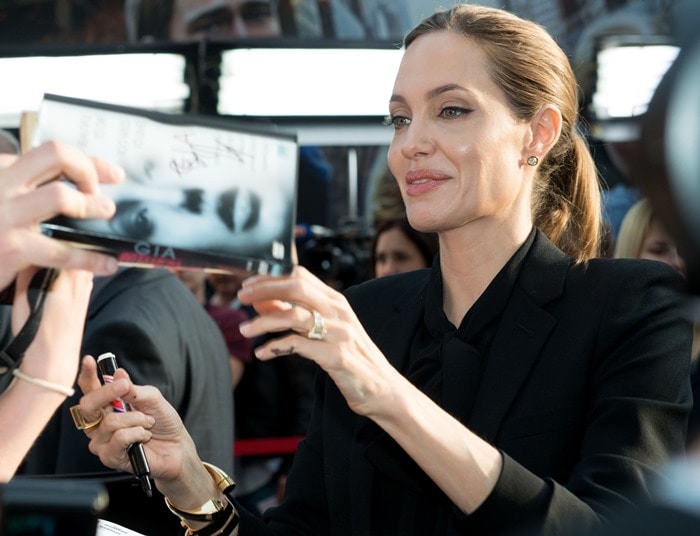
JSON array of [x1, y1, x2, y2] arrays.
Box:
[[240, 303, 326, 340], [9, 179, 116, 224], [4, 141, 124, 192], [3, 232, 118, 280], [77, 355, 103, 396], [85, 409, 153, 472], [237, 266, 359, 362], [239, 266, 343, 316], [77, 356, 131, 417], [96, 413, 154, 444], [0, 141, 124, 291], [89, 155, 127, 186], [250, 298, 293, 316]]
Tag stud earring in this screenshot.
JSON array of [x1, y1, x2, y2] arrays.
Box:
[[527, 155, 539, 166]]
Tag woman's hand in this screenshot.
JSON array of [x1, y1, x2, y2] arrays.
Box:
[[76, 358, 228, 510], [237, 266, 403, 418], [0, 141, 124, 291], [75, 356, 210, 503]]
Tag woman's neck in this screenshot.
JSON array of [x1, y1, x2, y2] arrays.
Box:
[[438, 222, 531, 326]]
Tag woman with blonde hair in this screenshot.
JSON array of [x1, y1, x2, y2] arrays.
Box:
[[614, 198, 687, 277]]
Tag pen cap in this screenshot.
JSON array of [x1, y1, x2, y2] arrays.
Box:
[[97, 352, 118, 379], [97, 352, 129, 412]]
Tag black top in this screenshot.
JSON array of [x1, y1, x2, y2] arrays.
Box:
[[370, 229, 535, 534]]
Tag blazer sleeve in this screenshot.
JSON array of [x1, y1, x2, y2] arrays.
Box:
[[464, 261, 693, 535]]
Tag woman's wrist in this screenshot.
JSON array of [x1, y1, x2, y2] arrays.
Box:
[[20, 342, 80, 388], [157, 454, 224, 510], [364, 369, 416, 423]]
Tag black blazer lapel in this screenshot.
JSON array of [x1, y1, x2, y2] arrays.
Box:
[[469, 232, 570, 442]]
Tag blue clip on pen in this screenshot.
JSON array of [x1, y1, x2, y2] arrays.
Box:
[[97, 352, 153, 498]]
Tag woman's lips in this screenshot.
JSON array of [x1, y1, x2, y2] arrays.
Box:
[[405, 169, 450, 196]]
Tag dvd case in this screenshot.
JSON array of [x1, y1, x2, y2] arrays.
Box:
[[31, 94, 298, 275]]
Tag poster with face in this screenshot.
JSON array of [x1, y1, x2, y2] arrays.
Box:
[[33, 94, 297, 275]]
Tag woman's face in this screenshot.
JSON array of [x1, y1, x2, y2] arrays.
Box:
[[374, 226, 428, 277], [387, 31, 533, 234], [640, 218, 687, 277], [71, 157, 291, 257]]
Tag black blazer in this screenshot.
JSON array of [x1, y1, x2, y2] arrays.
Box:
[[240, 231, 692, 535]]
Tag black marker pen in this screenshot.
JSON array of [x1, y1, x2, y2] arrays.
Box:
[[97, 352, 153, 498]]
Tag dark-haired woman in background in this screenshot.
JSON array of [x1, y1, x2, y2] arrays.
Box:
[[371, 217, 438, 278]]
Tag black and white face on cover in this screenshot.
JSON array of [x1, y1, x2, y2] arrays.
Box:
[[73, 152, 294, 257]]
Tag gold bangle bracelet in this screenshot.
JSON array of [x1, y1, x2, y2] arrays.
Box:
[[181, 500, 238, 536], [164, 462, 237, 528]]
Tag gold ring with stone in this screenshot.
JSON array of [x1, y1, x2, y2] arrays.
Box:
[[70, 405, 104, 432]]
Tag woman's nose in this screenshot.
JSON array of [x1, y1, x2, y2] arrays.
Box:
[[669, 249, 687, 275], [399, 123, 434, 159]]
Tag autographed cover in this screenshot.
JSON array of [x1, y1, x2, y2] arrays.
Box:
[[32, 94, 298, 275]]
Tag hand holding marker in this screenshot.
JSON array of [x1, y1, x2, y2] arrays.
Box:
[[97, 352, 153, 498]]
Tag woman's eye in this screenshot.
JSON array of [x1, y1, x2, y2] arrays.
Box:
[[383, 115, 411, 129], [128, 208, 154, 240], [440, 106, 469, 119], [115, 201, 155, 240]]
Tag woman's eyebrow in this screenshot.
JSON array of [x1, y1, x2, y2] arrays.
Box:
[[389, 83, 470, 104], [426, 83, 468, 100]]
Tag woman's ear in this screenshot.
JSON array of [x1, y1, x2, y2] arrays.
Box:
[[526, 105, 562, 160]]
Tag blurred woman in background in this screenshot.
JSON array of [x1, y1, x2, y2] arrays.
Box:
[[614, 198, 687, 277], [371, 217, 438, 278]]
